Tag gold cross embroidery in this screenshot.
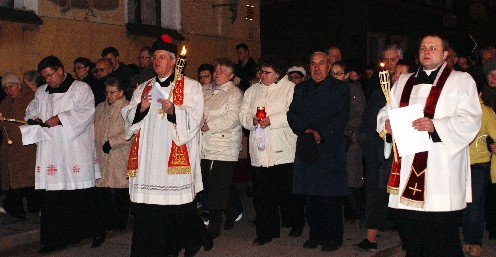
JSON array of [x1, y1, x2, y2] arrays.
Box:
[[409, 183, 422, 195], [158, 109, 166, 119]]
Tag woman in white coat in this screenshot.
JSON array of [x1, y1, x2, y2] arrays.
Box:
[[239, 58, 305, 245]]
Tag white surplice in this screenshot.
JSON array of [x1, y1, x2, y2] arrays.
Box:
[[25, 80, 98, 190], [122, 76, 204, 206], [377, 69, 481, 212]]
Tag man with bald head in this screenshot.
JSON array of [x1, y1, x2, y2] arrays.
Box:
[[288, 52, 350, 252]]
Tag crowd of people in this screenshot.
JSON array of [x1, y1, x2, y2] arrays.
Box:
[[0, 33, 495, 257]]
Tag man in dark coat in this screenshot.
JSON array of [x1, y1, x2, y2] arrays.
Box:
[[288, 51, 350, 252], [234, 43, 258, 92]]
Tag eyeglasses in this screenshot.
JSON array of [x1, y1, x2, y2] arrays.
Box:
[[106, 90, 121, 95], [137, 56, 152, 61], [258, 70, 272, 75], [42, 69, 59, 80], [152, 55, 169, 61], [419, 46, 440, 53], [331, 71, 345, 76], [199, 74, 211, 78], [95, 67, 110, 72], [73, 66, 86, 71]]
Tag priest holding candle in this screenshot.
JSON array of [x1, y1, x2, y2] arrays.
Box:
[[122, 34, 211, 257]]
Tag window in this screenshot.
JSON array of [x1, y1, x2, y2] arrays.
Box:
[[127, 0, 180, 30], [0, 0, 42, 24]]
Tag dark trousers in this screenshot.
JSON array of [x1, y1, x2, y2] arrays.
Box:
[[306, 195, 343, 243], [200, 159, 237, 211], [365, 188, 395, 230], [40, 188, 98, 249], [94, 187, 130, 231], [485, 183, 496, 234], [3, 186, 39, 218], [131, 202, 204, 257], [390, 208, 463, 257], [344, 186, 365, 221], [463, 163, 491, 245], [254, 163, 303, 240]]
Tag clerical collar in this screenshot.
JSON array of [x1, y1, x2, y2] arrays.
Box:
[[415, 64, 442, 85], [155, 73, 175, 87], [46, 73, 75, 94]]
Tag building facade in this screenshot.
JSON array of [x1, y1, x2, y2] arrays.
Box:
[[0, 0, 260, 78]]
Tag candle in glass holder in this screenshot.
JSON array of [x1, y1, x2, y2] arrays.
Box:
[[256, 107, 266, 120]]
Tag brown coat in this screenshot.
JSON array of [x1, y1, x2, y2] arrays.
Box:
[[94, 97, 131, 188], [0, 86, 36, 190]]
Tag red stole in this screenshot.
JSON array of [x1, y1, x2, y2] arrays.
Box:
[[386, 65, 452, 208], [126, 75, 191, 177], [167, 75, 191, 174]]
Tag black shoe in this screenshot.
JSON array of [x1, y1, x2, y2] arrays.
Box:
[[91, 233, 106, 248], [354, 239, 377, 252], [202, 229, 213, 251], [303, 239, 322, 249], [288, 226, 303, 237], [252, 238, 272, 245], [321, 241, 342, 251], [184, 245, 201, 257]]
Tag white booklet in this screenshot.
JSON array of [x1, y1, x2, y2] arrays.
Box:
[[19, 124, 53, 145], [388, 103, 431, 157], [147, 82, 170, 108]]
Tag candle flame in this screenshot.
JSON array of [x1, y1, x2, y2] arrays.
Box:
[[180, 46, 187, 57], [380, 62, 385, 68]]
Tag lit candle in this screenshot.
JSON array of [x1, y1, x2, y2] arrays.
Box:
[[180, 46, 187, 58], [380, 62, 385, 70]]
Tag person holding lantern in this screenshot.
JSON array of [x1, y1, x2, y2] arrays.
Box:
[[122, 34, 211, 257], [239, 57, 303, 245]]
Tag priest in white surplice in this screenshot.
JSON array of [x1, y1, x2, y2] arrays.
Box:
[[122, 34, 211, 257], [25, 56, 101, 253], [377, 35, 481, 256]]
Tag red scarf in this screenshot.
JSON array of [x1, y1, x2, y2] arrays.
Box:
[[387, 64, 452, 208]]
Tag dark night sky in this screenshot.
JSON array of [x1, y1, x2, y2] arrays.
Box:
[[260, 0, 496, 69]]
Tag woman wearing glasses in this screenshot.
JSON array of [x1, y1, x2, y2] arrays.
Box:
[[198, 63, 215, 87], [93, 77, 132, 246], [240, 57, 304, 245]]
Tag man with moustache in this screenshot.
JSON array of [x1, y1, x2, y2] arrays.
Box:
[[288, 52, 350, 252], [122, 34, 210, 257], [377, 34, 481, 256]]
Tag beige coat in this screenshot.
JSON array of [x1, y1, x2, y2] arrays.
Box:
[[94, 97, 131, 188], [0, 86, 36, 190], [201, 81, 243, 161]]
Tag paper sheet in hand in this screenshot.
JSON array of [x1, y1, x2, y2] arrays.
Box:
[[19, 124, 53, 145], [148, 82, 170, 107], [388, 103, 431, 157]]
